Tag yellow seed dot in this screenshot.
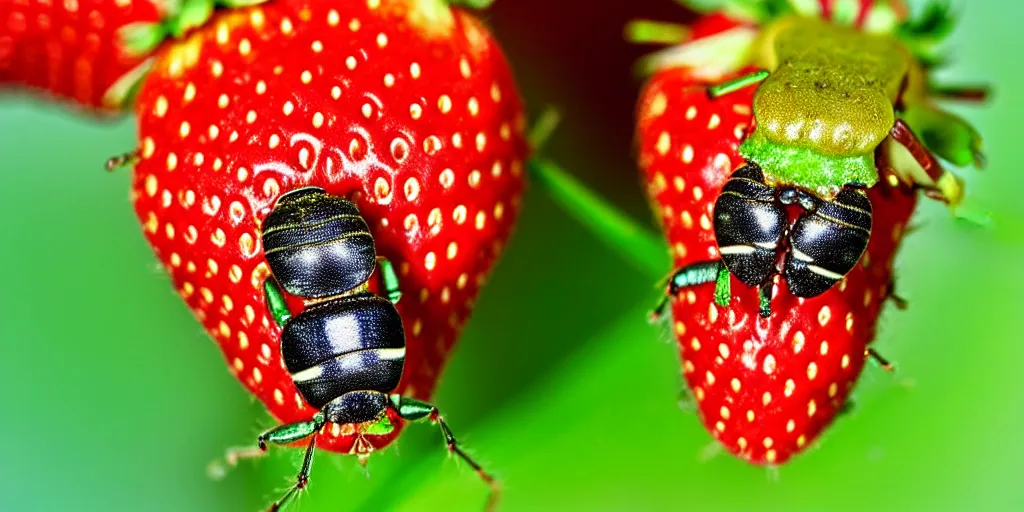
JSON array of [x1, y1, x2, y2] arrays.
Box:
[[438, 95, 452, 113], [154, 96, 168, 117]]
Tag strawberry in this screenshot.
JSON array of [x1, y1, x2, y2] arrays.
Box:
[[638, 64, 918, 465], [628, 0, 955, 464], [129, 0, 527, 457], [629, 0, 986, 465], [0, 0, 165, 111]]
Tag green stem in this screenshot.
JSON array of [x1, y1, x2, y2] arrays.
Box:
[[527, 159, 667, 277]]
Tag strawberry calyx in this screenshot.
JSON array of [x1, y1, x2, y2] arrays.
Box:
[[632, 1, 944, 79], [100, 0, 269, 109], [101, 0, 498, 109], [119, 0, 270, 58]]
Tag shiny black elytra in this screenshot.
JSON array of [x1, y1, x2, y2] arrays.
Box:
[[712, 164, 788, 288], [654, 163, 872, 319], [241, 187, 497, 512], [783, 186, 872, 297]]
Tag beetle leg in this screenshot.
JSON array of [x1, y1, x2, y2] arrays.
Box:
[[391, 395, 500, 512], [206, 445, 267, 481], [255, 412, 327, 511], [375, 257, 402, 304], [707, 70, 770, 99], [888, 119, 965, 206], [867, 347, 895, 372], [104, 150, 139, 172], [266, 436, 318, 512], [886, 279, 909, 310], [650, 261, 724, 321], [263, 278, 293, 327]]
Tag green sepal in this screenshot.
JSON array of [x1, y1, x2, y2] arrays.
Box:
[[221, 0, 267, 6], [682, 0, 793, 22], [896, 0, 956, 65], [714, 264, 731, 307], [739, 131, 878, 196], [361, 414, 395, 436], [901, 104, 984, 168], [169, 0, 214, 37], [446, 0, 496, 8], [101, 58, 154, 110], [390, 395, 435, 421], [624, 20, 690, 45], [119, 22, 170, 58]]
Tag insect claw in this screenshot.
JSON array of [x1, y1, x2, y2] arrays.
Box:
[[867, 348, 895, 372]]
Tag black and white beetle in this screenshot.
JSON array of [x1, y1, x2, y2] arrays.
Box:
[[248, 187, 496, 511], [654, 163, 872, 318]]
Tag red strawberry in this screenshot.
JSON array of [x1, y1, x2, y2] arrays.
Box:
[[638, 65, 918, 465], [631, 0, 987, 465], [0, 0, 165, 111], [129, 0, 527, 456]]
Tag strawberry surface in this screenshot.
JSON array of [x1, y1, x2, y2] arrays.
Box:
[[637, 65, 917, 464], [0, 0, 164, 111], [132, 0, 528, 454]]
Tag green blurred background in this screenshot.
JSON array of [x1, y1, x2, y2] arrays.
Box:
[[1, 1, 1022, 510]]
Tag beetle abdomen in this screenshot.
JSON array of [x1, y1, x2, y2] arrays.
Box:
[[713, 164, 788, 287], [262, 187, 377, 298], [281, 294, 405, 409], [784, 188, 872, 297]]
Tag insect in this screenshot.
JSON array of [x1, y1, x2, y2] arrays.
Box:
[[116, 0, 526, 479], [651, 3, 984, 314], [614, 0, 985, 464], [253, 187, 496, 511]]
